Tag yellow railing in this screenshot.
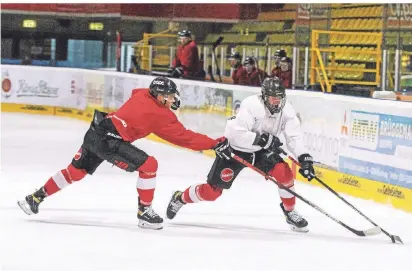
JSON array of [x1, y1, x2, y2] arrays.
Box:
[[134, 25, 178, 71], [311, 30, 382, 92]]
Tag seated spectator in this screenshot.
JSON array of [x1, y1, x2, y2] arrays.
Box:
[[278, 56, 292, 88], [271, 49, 287, 78], [228, 52, 245, 85]]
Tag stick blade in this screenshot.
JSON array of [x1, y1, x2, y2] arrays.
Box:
[[391, 235, 403, 244], [363, 226, 382, 236]]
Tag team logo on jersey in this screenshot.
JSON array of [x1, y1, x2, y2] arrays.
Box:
[[220, 168, 234, 182], [74, 148, 83, 160]]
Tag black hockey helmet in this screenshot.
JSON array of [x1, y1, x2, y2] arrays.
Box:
[[261, 77, 286, 114], [149, 77, 181, 110], [274, 49, 287, 58], [243, 57, 255, 66], [229, 52, 242, 60], [178, 30, 192, 38]]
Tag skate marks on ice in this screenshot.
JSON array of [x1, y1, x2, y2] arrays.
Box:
[[21, 215, 392, 246]]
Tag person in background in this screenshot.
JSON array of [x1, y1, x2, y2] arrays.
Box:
[[170, 30, 204, 80], [271, 49, 287, 78], [228, 52, 246, 85], [241, 57, 267, 87], [278, 56, 292, 88]]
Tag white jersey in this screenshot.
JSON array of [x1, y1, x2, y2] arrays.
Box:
[[224, 94, 307, 158]]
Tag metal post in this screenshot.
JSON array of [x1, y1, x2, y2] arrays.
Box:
[[267, 47, 272, 74], [220, 46, 225, 78], [394, 49, 400, 92], [121, 45, 125, 72], [212, 49, 216, 74], [148, 45, 153, 71], [169, 46, 174, 67], [304, 47, 309, 90], [295, 47, 300, 87], [203, 46, 208, 71], [242, 47, 246, 63], [382, 49, 387, 91], [230, 47, 235, 77], [254, 48, 259, 68], [292, 47, 297, 89]]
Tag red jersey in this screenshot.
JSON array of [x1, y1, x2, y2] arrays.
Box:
[[271, 66, 281, 78], [172, 40, 201, 77], [240, 68, 266, 87], [108, 89, 218, 151], [232, 65, 246, 85], [279, 70, 292, 88]]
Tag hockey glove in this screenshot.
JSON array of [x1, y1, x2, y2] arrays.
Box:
[[213, 137, 231, 160], [254, 133, 283, 151], [298, 153, 315, 181]]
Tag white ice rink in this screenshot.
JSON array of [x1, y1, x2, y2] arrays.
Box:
[[1, 113, 411, 271]]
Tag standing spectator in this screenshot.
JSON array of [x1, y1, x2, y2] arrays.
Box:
[[171, 30, 204, 80], [278, 56, 292, 88], [271, 49, 287, 78], [228, 52, 245, 85]]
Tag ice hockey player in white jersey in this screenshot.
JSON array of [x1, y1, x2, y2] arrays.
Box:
[[166, 77, 315, 232]]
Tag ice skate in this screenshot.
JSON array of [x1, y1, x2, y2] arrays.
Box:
[[137, 198, 163, 230], [280, 203, 309, 233], [17, 187, 47, 215], [166, 191, 186, 220]]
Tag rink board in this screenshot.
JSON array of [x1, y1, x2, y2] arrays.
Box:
[[2, 102, 411, 212]]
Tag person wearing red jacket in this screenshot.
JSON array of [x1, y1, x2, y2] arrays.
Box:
[[271, 49, 287, 78], [228, 52, 246, 85], [17, 77, 231, 230], [171, 30, 204, 79], [240, 57, 267, 87], [278, 56, 292, 88]]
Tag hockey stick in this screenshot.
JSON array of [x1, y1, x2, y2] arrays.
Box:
[[211, 36, 224, 83], [231, 153, 382, 238], [263, 37, 270, 77], [207, 65, 215, 82], [282, 151, 403, 244]]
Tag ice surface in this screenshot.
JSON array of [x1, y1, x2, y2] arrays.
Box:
[[1, 113, 411, 271]]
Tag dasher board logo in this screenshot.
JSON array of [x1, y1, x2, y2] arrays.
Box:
[[1, 71, 12, 98]]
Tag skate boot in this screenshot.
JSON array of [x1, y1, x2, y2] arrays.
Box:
[[166, 191, 186, 220], [17, 187, 47, 215], [137, 198, 163, 230], [280, 203, 309, 233]]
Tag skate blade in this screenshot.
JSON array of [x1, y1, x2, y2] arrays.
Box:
[[138, 220, 163, 230], [289, 224, 309, 233], [17, 200, 34, 215]]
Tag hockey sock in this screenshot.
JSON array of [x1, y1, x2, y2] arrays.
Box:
[[44, 164, 87, 196]]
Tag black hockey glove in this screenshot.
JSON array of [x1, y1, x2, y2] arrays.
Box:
[[253, 133, 283, 151], [298, 153, 315, 181], [213, 137, 231, 160]]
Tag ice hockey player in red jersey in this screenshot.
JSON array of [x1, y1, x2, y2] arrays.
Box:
[[166, 77, 315, 232], [278, 57, 292, 88], [171, 30, 204, 79], [271, 49, 287, 78], [17, 77, 230, 230], [228, 52, 246, 85]]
